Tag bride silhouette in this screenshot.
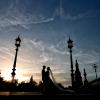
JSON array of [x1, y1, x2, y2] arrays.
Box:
[[43, 67, 59, 94]]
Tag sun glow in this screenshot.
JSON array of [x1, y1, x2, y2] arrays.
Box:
[[1, 64, 41, 83], [2, 67, 28, 82]]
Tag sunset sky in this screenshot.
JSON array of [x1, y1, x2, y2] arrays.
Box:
[[0, 0, 100, 87]]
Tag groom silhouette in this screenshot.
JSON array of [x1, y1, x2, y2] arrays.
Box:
[[42, 65, 46, 84]]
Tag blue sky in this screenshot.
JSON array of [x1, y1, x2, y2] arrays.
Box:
[[0, 0, 100, 86]]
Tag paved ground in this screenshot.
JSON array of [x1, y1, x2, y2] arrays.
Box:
[[0, 92, 99, 96], [0, 92, 43, 96]]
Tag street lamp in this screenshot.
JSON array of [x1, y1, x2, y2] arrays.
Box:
[[11, 35, 21, 83], [93, 64, 98, 80], [83, 68, 88, 85], [68, 37, 73, 49], [15, 36, 21, 47], [67, 37, 74, 88]]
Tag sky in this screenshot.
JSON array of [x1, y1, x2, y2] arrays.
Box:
[[0, 0, 100, 87]]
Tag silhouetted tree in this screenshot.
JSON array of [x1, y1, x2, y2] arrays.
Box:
[[29, 75, 37, 86], [74, 60, 83, 90]]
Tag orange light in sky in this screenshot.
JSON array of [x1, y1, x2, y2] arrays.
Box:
[[2, 67, 30, 82]]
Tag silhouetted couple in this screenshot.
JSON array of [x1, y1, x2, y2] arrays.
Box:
[[42, 65, 51, 84], [42, 65, 53, 93]]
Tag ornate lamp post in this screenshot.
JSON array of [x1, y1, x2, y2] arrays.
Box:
[[83, 68, 88, 85], [11, 35, 21, 83], [67, 37, 74, 88], [93, 64, 98, 80]]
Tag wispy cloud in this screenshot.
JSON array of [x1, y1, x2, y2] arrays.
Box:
[[0, 1, 55, 30], [0, 46, 14, 57], [74, 49, 100, 65], [18, 57, 33, 64], [30, 39, 45, 51], [63, 10, 100, 21], [0, 15, 55, 31], [53, 1, 100, 21], [28, 38, 100, 76], [0, 0, 100, 31], [0, 55, 8, 60], [27, 38, 100, 68], [53, 6, 100, 22], [29, 38, 69, 64]]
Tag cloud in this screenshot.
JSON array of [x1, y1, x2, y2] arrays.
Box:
[[27, 17, 55, 24], [48, 39, 69, 55], [28, 39, 53, 64], [29, 38, 70, 64], [0, 0, 100, 31], [0, 46, 14, 58], [0, 1, 55, 30], [0, 15, 55, 31], [30, 39, 45, 51], [18, 57, 33, 64], [63, 10, 100, 21], [0, 55, 8, 60], [29, 39, 91, 72], [53, 1, 100, 21], [74, 49, 100, 65], [49, 45, 67, 55]]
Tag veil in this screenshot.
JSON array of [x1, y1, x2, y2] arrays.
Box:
[[49, 69, 74, 93]]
